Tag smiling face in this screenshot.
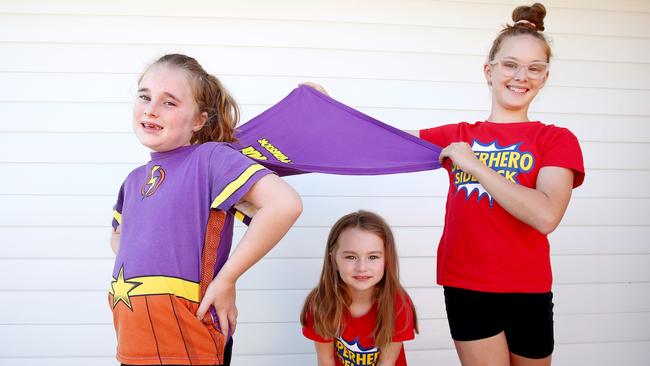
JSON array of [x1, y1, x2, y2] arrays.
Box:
[[484, 34, 549, 120], [333, 227, 386, 299], [132, 64, 207, 152]]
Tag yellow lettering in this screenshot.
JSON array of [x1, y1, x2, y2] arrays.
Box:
[[504, 170, 517, 182], [488, 152, 501, 167], [240, 146, 268, 160], [257, 138, 292, 163], [520, 153, 533, 171], [508, 151, 520, 169], [499, 151, 510, 166]]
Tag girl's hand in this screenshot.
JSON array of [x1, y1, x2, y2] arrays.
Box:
[[439, 142, 481, 174], [196, 275, 238, 337], [299, 82, 329, 96]]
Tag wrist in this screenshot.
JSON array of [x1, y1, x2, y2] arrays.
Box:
[[464, 159, 486, 177], [214, 267, 239, 285]]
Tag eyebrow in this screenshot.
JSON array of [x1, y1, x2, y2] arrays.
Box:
[[341, 250, 384, 255], [501, 56, 547, 63], [137, 88, 181, 102]]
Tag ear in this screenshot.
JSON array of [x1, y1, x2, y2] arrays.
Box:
[[193, 111, 209, 132], [484, 63, 493, 86]]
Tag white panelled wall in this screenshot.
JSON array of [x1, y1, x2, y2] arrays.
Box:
[[1, 0, 649, 365]]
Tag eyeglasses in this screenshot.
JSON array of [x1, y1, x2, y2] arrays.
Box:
[[489, 59, 549, 80]]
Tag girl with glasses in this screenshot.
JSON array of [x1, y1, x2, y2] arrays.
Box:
[[415, 3, 585, 365]]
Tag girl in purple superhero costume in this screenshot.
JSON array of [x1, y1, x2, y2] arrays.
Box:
[[110, 54, 302, 365]]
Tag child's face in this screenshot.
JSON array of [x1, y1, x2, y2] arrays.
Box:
[[484, 35, 549, 114], [132, 64, 207, 152], [333, 227, 386, 298]]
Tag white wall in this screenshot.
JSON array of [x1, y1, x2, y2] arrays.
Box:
[[1, 0, 649, 365]]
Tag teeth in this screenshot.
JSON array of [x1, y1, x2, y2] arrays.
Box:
[[143, 123, 162, 130], [508, 86, 527, 93]]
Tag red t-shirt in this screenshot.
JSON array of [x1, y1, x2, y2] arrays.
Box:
[[302, 294, 416, 366], [420, 121, 585, 293]]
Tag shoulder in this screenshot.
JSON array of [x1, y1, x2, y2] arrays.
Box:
[[392, 290, 415, 319], [122, 163, 148, 182], [191, 142, 256, 166], [419, 122, 470, 144], [192, 141, 237, 156], [535, 122, 579, 140]]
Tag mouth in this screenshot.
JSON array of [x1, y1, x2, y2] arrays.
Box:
[[507, 85, 529, 94], [352, 276, 372, 281], [141, 122, 163, 131]]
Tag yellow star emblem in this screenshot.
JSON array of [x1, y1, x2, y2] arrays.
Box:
[[111, 266, 141, 310]]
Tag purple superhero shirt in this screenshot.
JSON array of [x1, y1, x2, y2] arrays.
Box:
[[234, 85, 442, 176], [112, 143, 270, 283], [109, 143, 272, 364]]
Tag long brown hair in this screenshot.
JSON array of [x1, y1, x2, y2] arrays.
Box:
[[488, 3, 552, 62], [300, 210, 418, 351], [140, 53, 239, 143]]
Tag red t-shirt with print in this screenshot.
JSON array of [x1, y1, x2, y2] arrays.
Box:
[[420, 121, 584, 293], [303, 294, 416, 366]]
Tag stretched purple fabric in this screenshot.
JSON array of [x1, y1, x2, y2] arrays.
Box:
[[234, 85, 441, 176]]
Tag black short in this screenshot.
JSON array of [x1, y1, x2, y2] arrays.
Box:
[[121, 336, 233, 366], [444, 286, 554, 359]]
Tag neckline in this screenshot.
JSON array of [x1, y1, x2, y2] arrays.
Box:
[[477, 120, 541, 126], [150, 144, 198, 161], [348, 301, 378, 320]]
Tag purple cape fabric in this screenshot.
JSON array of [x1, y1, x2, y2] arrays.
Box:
[[234, 85, 441, 176]]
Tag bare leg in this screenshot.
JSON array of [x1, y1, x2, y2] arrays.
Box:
[[510, 352, 551, 366], [454, 331, 510, 366]]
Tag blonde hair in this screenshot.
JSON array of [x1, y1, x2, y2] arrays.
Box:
[[300, 210, 418, 351], [140, 54, 239, 143]]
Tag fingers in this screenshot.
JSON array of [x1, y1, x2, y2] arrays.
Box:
[[228, 307, 238, 335], [217, 308, 230, 338], [196, 298, 210, 320], [299, 82, 330, 96]]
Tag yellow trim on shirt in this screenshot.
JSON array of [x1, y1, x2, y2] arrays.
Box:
[[211, 164, 266, 209], [113, 210, 122, 225], [234, 210, 246, 222], [109, 275, 200, 303]]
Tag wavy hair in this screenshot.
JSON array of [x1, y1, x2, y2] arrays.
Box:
[[300, 210, 418, 351]]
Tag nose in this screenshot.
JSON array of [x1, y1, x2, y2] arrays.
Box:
[[513, 65, 528, 81], [143, 104, 158, 118], [356, 259, 368, 272]]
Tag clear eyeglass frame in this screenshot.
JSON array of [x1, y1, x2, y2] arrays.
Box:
[[489, 59, 549, 80]]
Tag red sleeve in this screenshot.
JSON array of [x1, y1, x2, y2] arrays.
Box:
[[540, 127, 585, 188], [419, 123, 458, 148], [392, 292, 416, 342], [302, 309, 333, 343]]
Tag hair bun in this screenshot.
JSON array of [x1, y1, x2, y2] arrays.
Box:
[[512, 2, 546, 31]]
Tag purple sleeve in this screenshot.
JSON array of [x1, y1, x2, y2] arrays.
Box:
[[208, 144, 274, 212], [112, 183, 124, 231]]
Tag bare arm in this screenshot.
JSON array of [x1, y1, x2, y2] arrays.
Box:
[[314, 341, 336, 366], [440, 142, 574, 234], [377, 342, 404, 366], [110, 225, 121, 254], [196, 174, 302, 336]]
